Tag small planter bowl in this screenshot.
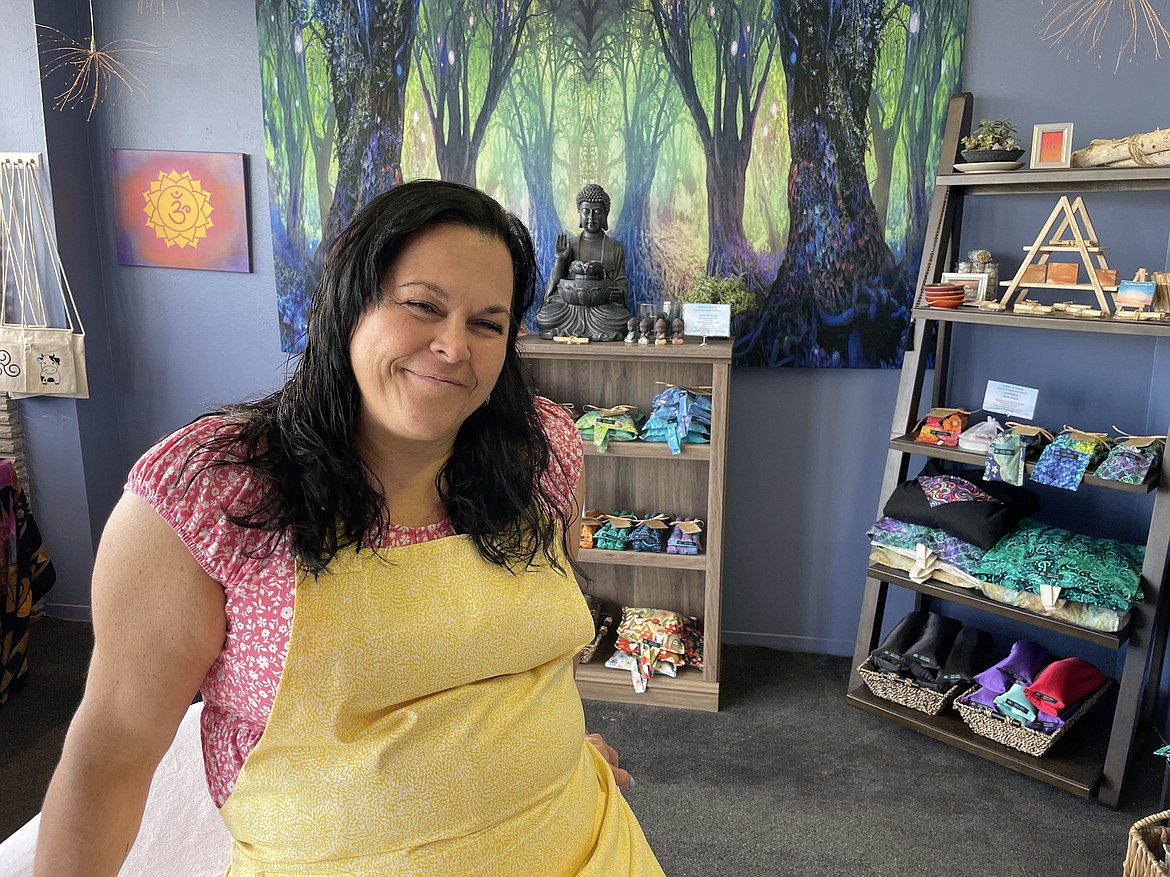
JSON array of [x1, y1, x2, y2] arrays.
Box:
[[960, 148, 1025, 164], [928, 297, 965, 309]]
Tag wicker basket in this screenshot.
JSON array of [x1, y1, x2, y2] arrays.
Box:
[[857, 658, 964, 715], [1124, 810, 1170, 877], [953, 680, 1110, 757]]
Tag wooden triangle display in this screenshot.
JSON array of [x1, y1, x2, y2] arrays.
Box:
[[996, 195, 1117, 314]]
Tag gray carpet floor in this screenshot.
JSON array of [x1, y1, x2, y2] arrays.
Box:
[[1, 618, 1164, 875], [585, 645, 1165, 876]]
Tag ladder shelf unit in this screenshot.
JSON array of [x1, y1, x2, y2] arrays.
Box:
[[847, 92, 1170, 809]]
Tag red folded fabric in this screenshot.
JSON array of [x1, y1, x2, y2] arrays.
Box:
[[1024, 657, 1106, 716]]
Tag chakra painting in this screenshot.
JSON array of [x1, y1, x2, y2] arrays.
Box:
[[111, 148, 250, 272]]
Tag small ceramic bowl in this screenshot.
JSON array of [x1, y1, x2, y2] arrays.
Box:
[[923, 283, 965, 295], [928, 297, 965, 309], [924, 292, 966, 304]]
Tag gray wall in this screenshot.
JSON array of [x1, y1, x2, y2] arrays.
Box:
[[7, 2, 1169, 663]]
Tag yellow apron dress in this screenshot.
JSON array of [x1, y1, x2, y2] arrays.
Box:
[[218, 535, 664, 876]]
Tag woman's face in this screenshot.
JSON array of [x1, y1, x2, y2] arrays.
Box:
[[350, 223, 514, 453]]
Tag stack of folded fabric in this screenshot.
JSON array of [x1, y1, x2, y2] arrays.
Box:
[[605, 607, 703, 692], [959, 641, 1107, 733], [667, 518, 704, 555], [867, 516, 986, 587], [594, 510, 636, 550], [579, 508, 606, 550], [639, 386, 712, 454], [869, 610, 993, 693], [628, 513, 671, 552], [882, 460, 1041, 551], [973, 519, 1145, 614], [575, 406, 643, 452]]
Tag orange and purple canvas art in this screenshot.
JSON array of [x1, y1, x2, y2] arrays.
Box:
[[111, 148, 250, 272]]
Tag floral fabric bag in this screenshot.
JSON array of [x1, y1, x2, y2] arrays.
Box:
[[1095, 429, 1164, 485], [1030, 427, 1111, 491]]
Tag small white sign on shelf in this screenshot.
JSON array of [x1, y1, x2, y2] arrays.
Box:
[[681, 303, 731, 338], [983, 380, 1039, 420]]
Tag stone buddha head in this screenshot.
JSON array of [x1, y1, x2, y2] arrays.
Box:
[[576, 184, 611, 235]]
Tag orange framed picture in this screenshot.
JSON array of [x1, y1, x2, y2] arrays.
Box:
[[111, 148, 251, 272], [1029, 122, 1074, 169]]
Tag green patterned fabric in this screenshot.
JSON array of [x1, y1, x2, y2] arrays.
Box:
[[974, 519, 1144, 611]]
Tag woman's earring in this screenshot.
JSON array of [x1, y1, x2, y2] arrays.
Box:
[[483, 393, 491, 406]]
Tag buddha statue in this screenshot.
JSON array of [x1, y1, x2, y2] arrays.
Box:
[[534, 184, 630, 341]]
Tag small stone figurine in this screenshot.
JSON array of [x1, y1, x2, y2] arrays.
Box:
[[625, 317, 638, 344], [654, 317, 668, 346], [671, 318, 685, 344], [638, 315, 652, 344]]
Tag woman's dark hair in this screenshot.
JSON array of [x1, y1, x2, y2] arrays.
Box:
[[183, 180, 573, 574]]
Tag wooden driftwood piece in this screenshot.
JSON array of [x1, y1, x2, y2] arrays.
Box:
[[1070, 129, 1170, 167], [1103, 152, 1170, 169]]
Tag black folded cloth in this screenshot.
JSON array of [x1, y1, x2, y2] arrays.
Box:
[[870, 610, 927, 675], [932, 626, 994, 692], [904, 612, 963, 685], [882, 459, 1040, 550]]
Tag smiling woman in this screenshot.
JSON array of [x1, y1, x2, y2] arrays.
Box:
[[33, 181, 665, 877], [349, 224, 514, 480]]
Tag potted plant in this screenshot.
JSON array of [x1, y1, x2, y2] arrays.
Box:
[[676, 273, 758, 316], [960, 118, 1025, 163]]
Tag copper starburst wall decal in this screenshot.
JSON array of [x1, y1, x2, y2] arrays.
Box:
[[37, 0, 156, 120], [1040, 0, 1170, 69]]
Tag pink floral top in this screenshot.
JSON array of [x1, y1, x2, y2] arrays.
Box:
[[126, 397, 582, 807]]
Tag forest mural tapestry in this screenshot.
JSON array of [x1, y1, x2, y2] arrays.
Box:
[[257, 0, 968, 367]]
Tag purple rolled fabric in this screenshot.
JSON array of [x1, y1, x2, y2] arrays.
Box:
[[1028, 712, 1066, 733], [972, 640, 1050, 694], [961, 685, 1000, 710]]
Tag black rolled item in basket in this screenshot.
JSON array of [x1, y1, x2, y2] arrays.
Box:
[[953, 680, 1112, 757], [857, 657, 965, 716], [870, 610, 928, 674], [1124, 809, 1170, 877]]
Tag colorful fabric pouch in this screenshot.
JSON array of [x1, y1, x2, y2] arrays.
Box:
[[640, 384, 713, 454], [984, 433, 1025, 486], [610, 606, 689, 692], [667, 517, 704, 555], [1029, 427, 1111, 491], [984, 422, 1054, 486], [575, 405, 643, 452], [579, 508, 606, 550], [628, 513, 671, 552], [1095, 430, 1164, 485], [913, 407, 971, 447], [594, 511, 635, 550]]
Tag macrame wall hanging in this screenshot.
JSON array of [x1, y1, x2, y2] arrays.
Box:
[[0, 154, 88, 401]]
